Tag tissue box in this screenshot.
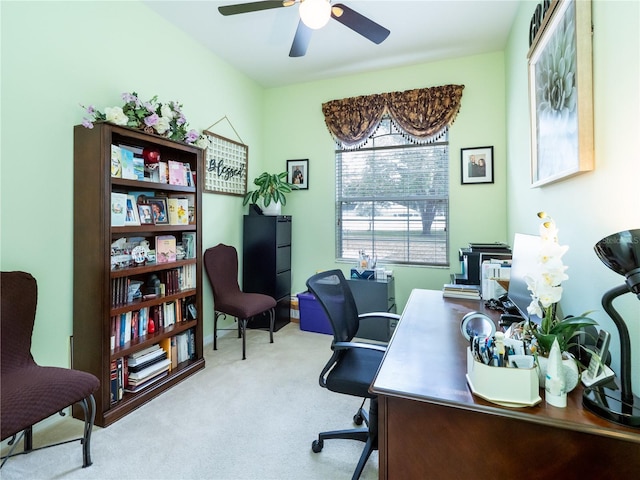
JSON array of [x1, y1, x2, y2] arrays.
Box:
[[350, 269, 375, 280], [465, 348, 541, 407]]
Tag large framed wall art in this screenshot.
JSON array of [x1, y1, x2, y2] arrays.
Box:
[[527, 0, 594, 187], [203, 131, 248, 196]]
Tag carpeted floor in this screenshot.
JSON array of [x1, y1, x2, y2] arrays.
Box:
[[0, 323, 379, 479]]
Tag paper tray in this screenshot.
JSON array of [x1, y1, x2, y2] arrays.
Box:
[[466, 348, 541, 407]]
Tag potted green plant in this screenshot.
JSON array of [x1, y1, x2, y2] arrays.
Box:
[[243, 171, 297, 215]]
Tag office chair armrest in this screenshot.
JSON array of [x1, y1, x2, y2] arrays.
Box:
[[333, 341, 387, 353], [358, 312, 401, 321]]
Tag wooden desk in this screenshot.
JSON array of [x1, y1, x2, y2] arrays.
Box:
[[371, 289, 640, 479]]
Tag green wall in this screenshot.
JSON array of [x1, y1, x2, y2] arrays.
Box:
[[263, 52, 508, 310]]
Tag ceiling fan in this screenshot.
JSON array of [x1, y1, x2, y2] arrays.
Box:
[[218, 0, 390, 57]]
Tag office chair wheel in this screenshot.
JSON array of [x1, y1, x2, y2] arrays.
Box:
[[311, 439, 324, 453], [353, 412, 364, 425]]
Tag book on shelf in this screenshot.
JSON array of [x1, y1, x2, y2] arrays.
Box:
[[128, 351, 167, 372], [131, 311, 139, 340], [159, 337, 174, 371], [120, 147, 137, 180], [182, 232, 196, 259], [110, 360, 118, 405], [129, 343, 161, 360], [184, 163, 194, 187], [110, 316, 117, 352], [127, 358, 171, 382], [124, 371, 168, 393], [167, 197, 189, 225], [168, 160, 187, 186], [111, 145, 123, 178], [163, 302, 176, 328], [182, 194, 196, 224], [139, 307, 148, 337], [158, 162, 169, 184], [108, 358, 127, 404], [111, 192, 127, 226], [156, 235, 177, 264]]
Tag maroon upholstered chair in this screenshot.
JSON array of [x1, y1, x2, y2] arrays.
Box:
[[204, 244, 276, 360], [1, 271, 100, 469]]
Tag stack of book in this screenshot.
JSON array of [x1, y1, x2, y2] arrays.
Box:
[[442, 283, 481, 300], [125, 344, 171, 393]]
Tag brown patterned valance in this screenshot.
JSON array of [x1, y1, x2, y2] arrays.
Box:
[[322, 84, 464, 147]]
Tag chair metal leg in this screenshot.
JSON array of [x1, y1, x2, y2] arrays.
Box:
[[0, 395, 97, 470], [240, 318, 248, 360], [78, 394, 96, 468], [214, 311, 224, 350], [269, 308, 275, 344], [24, 426, 33, 452], [0, 431, 25, 468]]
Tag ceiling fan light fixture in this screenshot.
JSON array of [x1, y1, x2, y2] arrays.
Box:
[[299, 0, 331, 30]]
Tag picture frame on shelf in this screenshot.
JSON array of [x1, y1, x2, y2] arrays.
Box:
[[148, 198, 169, 225], [527, 0, 593, 187], [138, 204, 154, 225], [125, 195, 141, 226], [287, 159, 308, 190], [460, 146, 494, 185]]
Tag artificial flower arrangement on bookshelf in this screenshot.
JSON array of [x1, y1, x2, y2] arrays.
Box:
[[81, 91, 210, 149]]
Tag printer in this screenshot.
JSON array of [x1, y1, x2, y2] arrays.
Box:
[[454, 243, 511, 286]]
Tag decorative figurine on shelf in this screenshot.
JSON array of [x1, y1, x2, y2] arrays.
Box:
[[131, 245, 147, 265], [146, 274, 161, 297]]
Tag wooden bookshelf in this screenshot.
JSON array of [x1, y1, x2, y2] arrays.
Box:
[[72, 123, 205, 427]]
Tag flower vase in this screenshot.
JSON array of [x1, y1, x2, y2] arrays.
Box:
[[536, 353, 579, 392]]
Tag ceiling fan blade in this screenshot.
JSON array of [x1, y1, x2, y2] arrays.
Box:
[[289, 20, 313, 57], [219, 1, 288, 16], [331, 3, 390, 44]]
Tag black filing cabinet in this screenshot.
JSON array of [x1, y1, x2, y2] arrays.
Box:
[[243, 214, 292, 331], [347, 277, 396, 342]]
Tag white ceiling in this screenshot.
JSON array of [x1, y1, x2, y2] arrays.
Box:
[[144, 0, 521, 88]]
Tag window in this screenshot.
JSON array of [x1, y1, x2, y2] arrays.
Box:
[[336, 117, 449, 266]]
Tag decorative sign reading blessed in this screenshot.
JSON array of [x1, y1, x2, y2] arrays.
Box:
[[203, 131, 248, 196]]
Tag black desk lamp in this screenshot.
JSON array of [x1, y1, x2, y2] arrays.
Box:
[[583, 229, 640, 427]]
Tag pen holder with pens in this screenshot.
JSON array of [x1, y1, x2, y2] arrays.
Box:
[[465, 348, 541, 407]]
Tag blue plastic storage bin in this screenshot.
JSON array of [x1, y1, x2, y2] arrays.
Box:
[[297, 291, 333, 335]]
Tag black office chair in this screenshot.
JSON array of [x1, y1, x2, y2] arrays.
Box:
[[306, 269, 400, 480]]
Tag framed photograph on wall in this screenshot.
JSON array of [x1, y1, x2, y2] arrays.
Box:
[[461, 146, 494, 184], [527, 0, 594, 187], [148, 198, 169, 225], [287, 159, 308, 190]]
